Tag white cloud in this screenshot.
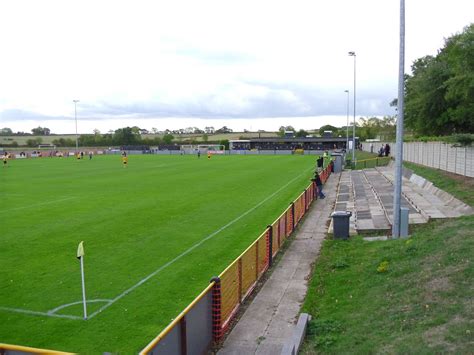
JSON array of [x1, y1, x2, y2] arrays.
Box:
[[0, 0, 472, 133]]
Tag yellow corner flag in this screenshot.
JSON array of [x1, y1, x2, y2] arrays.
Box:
[[77, 240, 88, 319], [77, 241, 84, 259]]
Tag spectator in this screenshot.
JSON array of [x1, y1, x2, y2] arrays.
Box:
[[316, 155, 324, 169], [384, 144, 391, 157], [378, 146, 384, 157], [312, 172, 325, 199]]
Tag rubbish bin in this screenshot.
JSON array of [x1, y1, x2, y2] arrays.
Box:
[[331, 211, 352, 240], [330, 153, 343, 173]]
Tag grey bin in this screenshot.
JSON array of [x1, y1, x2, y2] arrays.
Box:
[[331, 211, 352, 239], [330, 153, 343, 173]]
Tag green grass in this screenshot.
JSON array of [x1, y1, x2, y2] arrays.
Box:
[[404, 162, 474, 206], [0, 135, 76, 146], [354, 150, 380, 161], [302, 163, 474, 353], [0, 131, 279, 147], [344, 151, 391, 170], [0, 154, 316, 352]]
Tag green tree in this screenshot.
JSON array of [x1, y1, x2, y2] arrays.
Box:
[[31, 127, 51, 135], [318, 125, 339, 136], [26, 138, 42, 147], [131, 126, 141, 135], [404, 24, 474, 135], [219, 139, 229, 150], [295, 129, 309, 137], [0, 127, 13, 135], [113, 127, 140, 145], [215, 126, 233, 133], [162, 133, 174, 144], [277, 126, 295, 137]]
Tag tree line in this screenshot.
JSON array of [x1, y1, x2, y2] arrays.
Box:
[[404, 23, 473, 136]]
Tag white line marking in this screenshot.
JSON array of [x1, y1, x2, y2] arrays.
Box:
[[87, 168, 312, 319], [48, 299, 112, 315], [0, 306, 83, 320], [1, 197, 77, 212], [0, 167, 312, 320]]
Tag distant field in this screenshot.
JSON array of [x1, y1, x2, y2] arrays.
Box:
[[143, 131, 278, 142], [0, 135, 76, 146], [0, 131, 279, 147], [0, 154, 315, 352]]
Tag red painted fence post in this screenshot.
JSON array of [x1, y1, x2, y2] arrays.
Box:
[[291, 202, 295, 232], [267, 225, 273, 267], [210, 277, 222, 343]]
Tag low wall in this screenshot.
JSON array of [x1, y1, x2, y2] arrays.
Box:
[[229, 150, 333, 156], [361, 141, 474, 178]]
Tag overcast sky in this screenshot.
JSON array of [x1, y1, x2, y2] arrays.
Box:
[[0, 0, 472, 134]]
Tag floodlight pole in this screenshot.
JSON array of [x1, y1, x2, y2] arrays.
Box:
[[344, 90, 350, 152], [392, 0, 405, 239], [73, 100, 80, 153], [348, 51, 356, 163]]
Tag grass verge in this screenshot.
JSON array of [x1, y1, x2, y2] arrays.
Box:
[[404, 162, 474, 206], [301, 163, 473, 353]]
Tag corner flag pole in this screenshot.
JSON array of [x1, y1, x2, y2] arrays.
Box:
[[77, 241, 87, 320]]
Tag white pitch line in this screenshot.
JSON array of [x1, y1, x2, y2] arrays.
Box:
[[48, 299, 112, 315], [0, 306, 83, 320], [1, 196, 77, 212], [0, 167, 313, 320], [87, 168, 312, 319]]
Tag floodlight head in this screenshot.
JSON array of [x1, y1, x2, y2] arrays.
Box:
[[344, 90, 349, 93], [348, 51, 356, 56]]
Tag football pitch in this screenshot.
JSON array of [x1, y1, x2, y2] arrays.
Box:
[[0, 154, 315, 352]]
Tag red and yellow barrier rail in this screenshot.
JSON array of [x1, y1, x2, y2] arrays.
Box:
[[4, 163, 332, 355], [141, 163, 333, 354], [0, 343, 74, 354]]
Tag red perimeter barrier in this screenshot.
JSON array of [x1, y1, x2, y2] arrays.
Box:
[[141, 164, 333, 353]]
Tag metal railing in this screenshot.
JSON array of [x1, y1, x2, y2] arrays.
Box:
[[351, 156, 391, 169]]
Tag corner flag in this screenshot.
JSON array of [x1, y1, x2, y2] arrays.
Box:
[[77, 241, 87, 319], [77, 241, 84, 259]]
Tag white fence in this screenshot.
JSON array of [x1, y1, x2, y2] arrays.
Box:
[[362, 141, 474, 178]]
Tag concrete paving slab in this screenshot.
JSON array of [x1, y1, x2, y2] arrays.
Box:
[[217, 173, 340, 355], [377, 166, 473, 218], [270, 260, 299, 278], [219, 166, 470, 355], [263, 318, 296, 339], [255, 338, 285, 355], [219, 342, 257, 355]]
